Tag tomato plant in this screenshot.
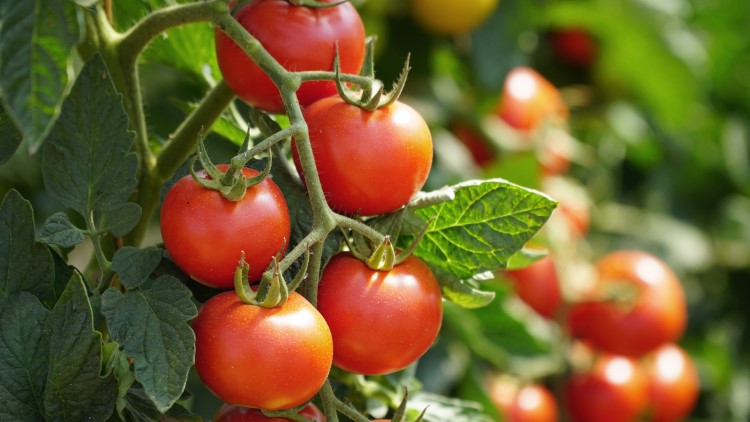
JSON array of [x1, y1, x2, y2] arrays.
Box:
[[567, 251, 687, 357], [193, 291, 333, 410], [160, 164, 291, 289], [316, 253, 443, 375], [411, 0, 499, 35], [213, 402, 325, 422], [504, 254, 562, 319], [645, 344, 700, 422], [215, 0, 366, 113], [496, 67, 569, 132], [565, 355, 649, 422], [294, 96, 433, 216]]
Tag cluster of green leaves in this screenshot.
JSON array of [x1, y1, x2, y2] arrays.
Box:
[[0, 0, 560, 421]]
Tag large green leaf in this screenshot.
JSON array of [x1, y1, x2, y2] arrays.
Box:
[[143, 22, 221, 84], [43, 273, 118, 421], [39, 212, 85, 248], [0, 0, 79, 151], [111, 246, 164, 290], [0, 190, 54, 304], [399, 179, 557, 280], [42, 53, 138, 219], [405, 392, 493, 422], [123, 384, 201, 422], [101, 276, 197, 413], [0, 105, 22, 164], [0, 293, 50, 422]]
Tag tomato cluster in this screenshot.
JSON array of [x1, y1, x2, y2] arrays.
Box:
[[161, 1, 442, 419]]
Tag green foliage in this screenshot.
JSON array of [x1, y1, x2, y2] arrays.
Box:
[[111, 246, 164, 289], [101, 276, 197, 413], [39, 212, 86, 248], [0, 107, 22, 165]]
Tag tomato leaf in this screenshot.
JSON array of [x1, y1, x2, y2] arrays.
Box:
[[432, 268, 496, 309], [122, 383, 201, 422], [101, 275, 197, 413], [0, 105, 22, 164], [0, 0, 80, 151], [506, 248, 548, 270], [404, 392, 493, 422], [39, 212, 85, 248], [398, 179, 557, 280], [42, 53, 138, 220], [102, 342, 136, 421], [0, 189, 55, 304], [0, 292, 50, 421], [44, 273, 118, 421], [111, 246, 164, 290], [101, 202, 143, 237], [143, 22, 221, 84]]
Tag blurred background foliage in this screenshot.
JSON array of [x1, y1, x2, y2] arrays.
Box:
[[1, 0, 749, 420]]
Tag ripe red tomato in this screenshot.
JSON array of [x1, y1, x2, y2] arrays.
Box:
[[496, 67, 568, 132], [489, 380, 558, 422], [567, 251, 687, 357], [646, 344, 700, 422], [213, 402, 325, 422], [160, 165, 290, 289], [215, 0, 365, 113], [565, 355, 649, 422], [316, 253, 443, 375], [504, 255, 562, 319], [294, 97, 433, 216], [550, 29, 596, 68], [193, 291, 333, 410]]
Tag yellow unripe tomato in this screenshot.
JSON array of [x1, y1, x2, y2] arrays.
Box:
[[411, 0, 499, 36]]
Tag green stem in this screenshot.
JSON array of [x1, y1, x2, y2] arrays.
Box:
[[231, 124, 302, 168], [334, 215, 385, 244], [296, 70, 374, 86], [85, 210, 115, 293], [320, 381, 340, 422], [305, 239, 327, 307], [334, 397, 371, 422]]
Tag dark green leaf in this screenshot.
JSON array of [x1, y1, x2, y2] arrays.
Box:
[[100, 202, 143, 237], [0, 293, 50, 422], [50, 250, 74, 308], [0, 105, 22, 164], [44, 273, 118, 421], [102, 342, 135, 421], [101, 276, 197, 413], [143, 22, 221, 84], [0, 0, 79, 151], [0, 189, 55, 303], [111, 246, 164, 289], [398, 180, 557, 280], [42, 53, 137, 218], [39, 212, 85, 248], [405, 392, 493, 422], [433, 269, 496, 309], [123, 383, 201, 422]]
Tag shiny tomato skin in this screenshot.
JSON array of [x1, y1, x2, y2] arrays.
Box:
[[504, 255, 562, 319], [317, 254, 443, 375], [411, 0, 498, 35], [568, 251, 687, 357], [646, 344, 700, 422], [490, 381, 558, 422], [295, 97, 433, 216], [160, 165, 290, 289], [215, 0, 365, 113], [213, 402, 325, 422], [565, 355, 649, 422], [496, 67, 568, 132], [193, 291, 333, 410]]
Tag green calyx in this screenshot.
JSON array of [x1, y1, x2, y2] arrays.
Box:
[[334, 37, 411, 112], [190, 133, 272, 202], [234, 248, 310, 308]]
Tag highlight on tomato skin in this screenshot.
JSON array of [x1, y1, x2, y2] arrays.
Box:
[[212, 402, 325, 422], [567, 250, 688, 357], [645, 343, 700, 422], [565, 354, 649, 422], [496, 67, 569, 133], [488, 378, 559, 422], [215, 0, 365, 113]]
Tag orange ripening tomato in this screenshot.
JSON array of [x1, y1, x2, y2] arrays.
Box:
[[411, 0, 499, 36], [489, 380, 558, 422], [504, 255, 562, 319], [568, 251, 687, 357], [496, 67, 568, 132], [646, 344, 700, 422], [565, 355, 649, 422]]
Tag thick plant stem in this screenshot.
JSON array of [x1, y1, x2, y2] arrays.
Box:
[[320, 381, 340, 422]]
